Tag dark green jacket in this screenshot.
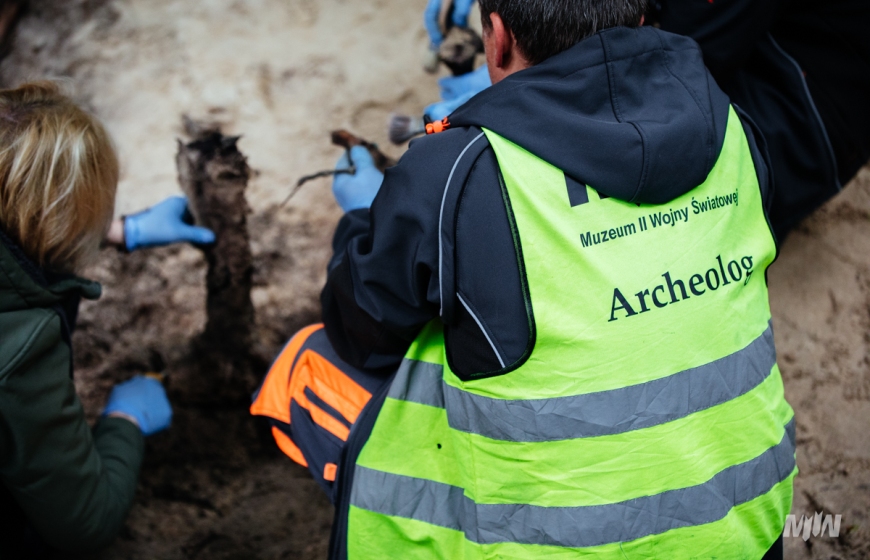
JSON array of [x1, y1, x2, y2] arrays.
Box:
[[0, 230, 144, 555]]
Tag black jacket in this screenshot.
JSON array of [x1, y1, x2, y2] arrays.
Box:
[[321, 26, 772, 377], [652, 0, 870, 236]]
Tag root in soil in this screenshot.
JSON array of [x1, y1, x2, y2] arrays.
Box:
[[286, 129, 397, 204]]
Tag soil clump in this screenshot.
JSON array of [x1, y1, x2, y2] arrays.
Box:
[[177, 119, 262, 403]]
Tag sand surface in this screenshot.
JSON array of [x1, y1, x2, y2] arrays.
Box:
[[0, 1, 868, 558]]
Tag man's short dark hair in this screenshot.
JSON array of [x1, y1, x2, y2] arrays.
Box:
[[478, 0, 648, 65]]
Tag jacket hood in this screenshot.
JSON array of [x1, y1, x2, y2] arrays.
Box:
[[450, 26, 732, 204], [0, 228, 101, 313]]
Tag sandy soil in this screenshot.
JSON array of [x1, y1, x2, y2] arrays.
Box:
[[770, 170, 870, 559], [0, 1, 868, 559]]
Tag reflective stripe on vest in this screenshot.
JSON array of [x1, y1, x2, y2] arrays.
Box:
[[349, 107, 795, 559]]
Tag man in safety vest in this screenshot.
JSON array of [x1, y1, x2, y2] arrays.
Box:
[[252, 1, 794, 558]]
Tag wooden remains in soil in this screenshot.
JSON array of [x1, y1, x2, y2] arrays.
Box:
[[176, 118, 257, 392]]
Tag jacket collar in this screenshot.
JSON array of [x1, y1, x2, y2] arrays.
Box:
[[450, 26, 731, 205], [0, 228, 101, 312]]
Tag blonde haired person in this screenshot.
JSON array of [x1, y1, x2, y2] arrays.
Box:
[[0, 82, 211, 557]]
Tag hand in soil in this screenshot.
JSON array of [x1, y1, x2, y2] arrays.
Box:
[[103, 375, 173, 436], [124, 196, 216, 251]]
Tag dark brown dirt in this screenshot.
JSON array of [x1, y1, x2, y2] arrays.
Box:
[[72, 204, 337, 560], [177, 122, 262, 404]]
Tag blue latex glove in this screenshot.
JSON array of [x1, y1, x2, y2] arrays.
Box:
[[424, 0, 445, 47], [124, 196, 215, 252], [332, 146, 384, 212], [424, 66, 491, 121], [438, 64, 491, 101], [450, 0, 476, 28], [424, 0, 478, 47], [103, 375, 172, 436], [425, 91, 478, 122]]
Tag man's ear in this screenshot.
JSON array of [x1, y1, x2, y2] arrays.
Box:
[[484, 11, 522, 83], [488, 12, 512, 70]]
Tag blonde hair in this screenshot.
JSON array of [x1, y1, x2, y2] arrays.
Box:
[[0, 81, 118, 274]]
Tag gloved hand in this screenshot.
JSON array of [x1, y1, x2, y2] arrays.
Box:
[[449, 0, 476, 29], [438, 64, 491, 101], [124, 196, 215, 251], [103, 375, 172, 436], [424, 65, 491, 122], [425, 0, 477, 47], [424, 0, 446, 48], [332, 146, 384, 212], [425, 93, 476, 122]]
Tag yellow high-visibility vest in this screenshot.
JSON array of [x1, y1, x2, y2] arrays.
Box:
[[348, 107, 795, 559]]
